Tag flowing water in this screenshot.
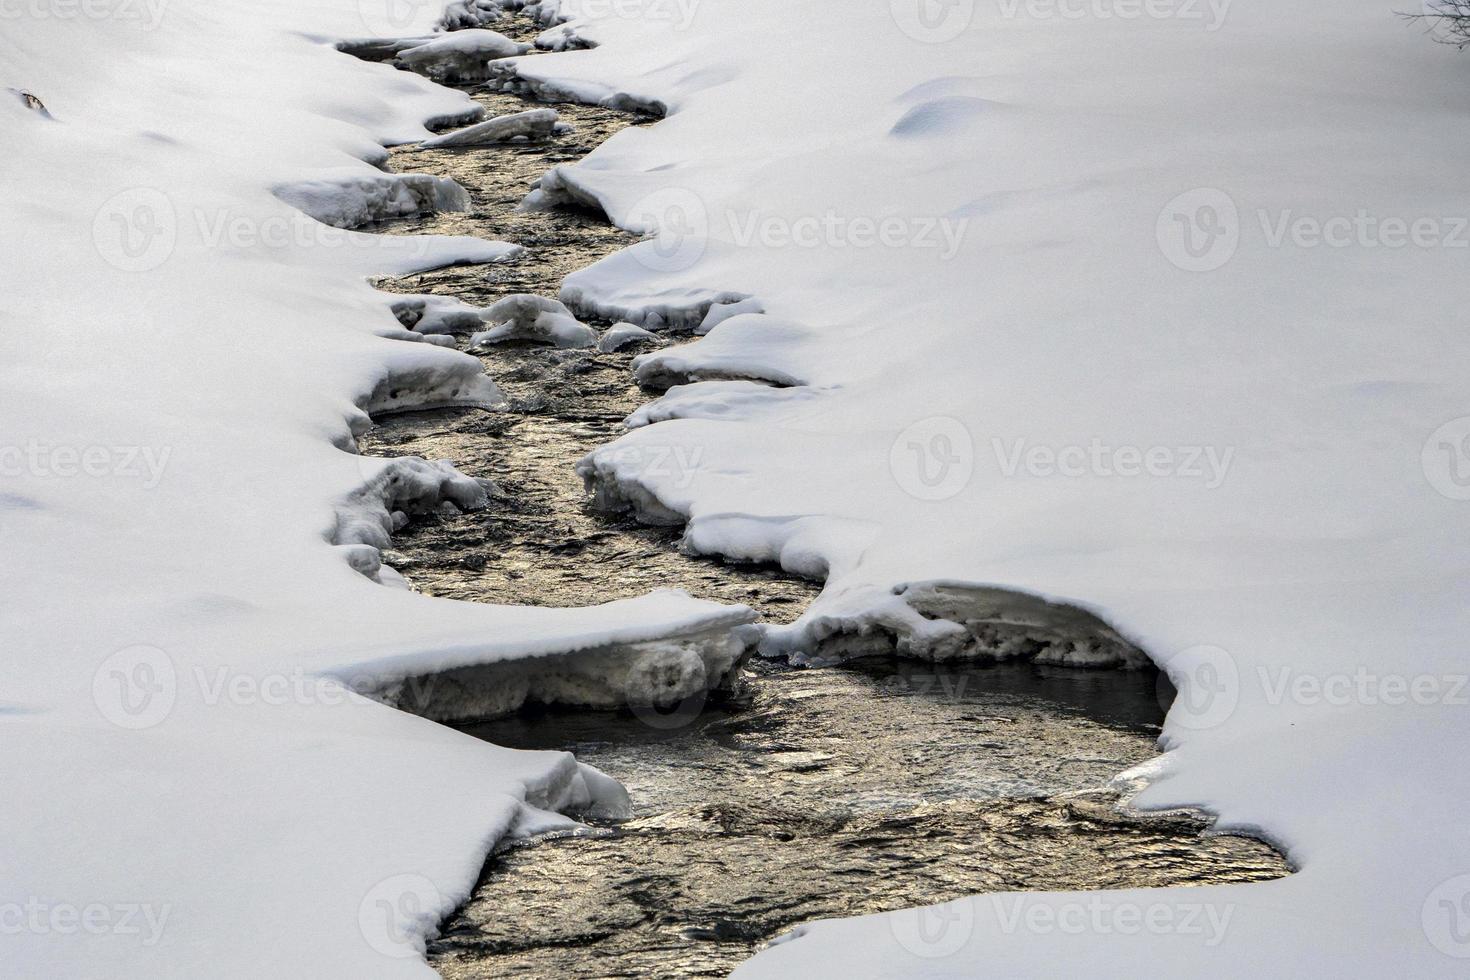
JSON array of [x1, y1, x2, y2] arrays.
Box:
[[349, 22, 1291, 978]]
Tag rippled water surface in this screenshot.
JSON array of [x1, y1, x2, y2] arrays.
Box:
[[433, 660, 1285, 979]]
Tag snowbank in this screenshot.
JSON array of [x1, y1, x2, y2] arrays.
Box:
[[0, 3, 754, 977], [499, 0, 1470, 975]]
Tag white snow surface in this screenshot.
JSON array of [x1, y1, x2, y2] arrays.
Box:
[[0, 3, 752, 977], [8, 1, 1470, 978], [499, 0, 1470, 976]]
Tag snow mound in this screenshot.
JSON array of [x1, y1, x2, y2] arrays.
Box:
[[359, 346, 506, 415], [421, 107, 563, 148], [439, 0, 507, 29], [597, 321, 660, 352], [535, 22, 595, 52], [368, 619, 759, 723], [397, 30, 530, 83], [470, 293, 598, 349], [275, 171, 470, 229], [889, 96, 1000, 138], [390, 294, 491, 335], [333, 456, 492, 584], [484, 60, 666, 115]]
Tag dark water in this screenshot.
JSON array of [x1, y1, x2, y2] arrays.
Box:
[[344, 19, 1290, 979]]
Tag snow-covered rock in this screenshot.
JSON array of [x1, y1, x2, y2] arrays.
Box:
[[597, 321, 659, 352], [7, 87, 52, 118], [397, 29, 530, 83], [469, 293, 598, 348], [390, 293, 492, 335], [439, 0, 507, 30], [420, 107, 563, 148], [275, 171, 470, 229]]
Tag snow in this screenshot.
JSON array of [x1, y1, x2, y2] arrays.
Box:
[[395, 29, 530, 83], [421, 107, 565, 147], [9, 0, 1470, 977], [469, 292, 599, 348], [597, 320, 660, 352], [275, 170, 474, 229], [497, 0, 1470, 976], [0, 3, 753, 977]]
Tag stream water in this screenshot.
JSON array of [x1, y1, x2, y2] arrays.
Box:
[[351, 20, 1290, 978]]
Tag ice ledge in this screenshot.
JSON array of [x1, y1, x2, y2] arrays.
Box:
[[579, 443, 1147, 670], [365, 620, 762, 723], [773, 582, 1151, 669]]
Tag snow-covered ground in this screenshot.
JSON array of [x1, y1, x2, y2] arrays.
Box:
[[4, 0, 1469, 977], [0, 3, 748, 976]]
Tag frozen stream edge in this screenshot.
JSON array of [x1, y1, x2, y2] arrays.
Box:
[[321, 6, 1292, 975]]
